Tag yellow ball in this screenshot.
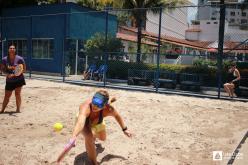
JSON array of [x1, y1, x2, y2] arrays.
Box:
[[53, 123, 63, 132]]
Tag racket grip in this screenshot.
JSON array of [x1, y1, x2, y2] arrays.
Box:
[[64, 138, 76, 150]]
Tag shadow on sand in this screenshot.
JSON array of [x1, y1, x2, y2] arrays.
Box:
[[0, 111, 20, 116], [74, 143, 126, 165]]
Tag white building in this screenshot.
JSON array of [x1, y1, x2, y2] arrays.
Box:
[[146, 1, 192, 39], [186, 20, 229, 41], [197, 0, 248, 30], [193, 0, 248, 43]]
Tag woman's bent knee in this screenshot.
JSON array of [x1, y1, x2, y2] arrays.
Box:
[[98, 136, 106, 141], [224, 83, 229, 87], [83, 130, 94, 140]]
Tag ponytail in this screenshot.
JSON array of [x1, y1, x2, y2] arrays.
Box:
[[109, 97, 116, 104], [95, 89, 116, 105]]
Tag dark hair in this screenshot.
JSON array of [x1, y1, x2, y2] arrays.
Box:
[[230, 62, 236, 67], [8, 45, 16, 50], [7, 45, 16, 64]]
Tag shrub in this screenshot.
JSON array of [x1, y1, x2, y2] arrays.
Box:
[[89, 60, 248, 87]]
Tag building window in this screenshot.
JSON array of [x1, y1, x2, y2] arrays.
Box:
[[242, 12, 247, 17], [230, 19, 235, 23], [8, 39, 28, 58], [32, 39, 54, 59], [230, 11, 235, 16], [191, 20, 200, 25], [214, 22, 218, 24], [241, 19, 248, 24], [206, 22, 211, 24]]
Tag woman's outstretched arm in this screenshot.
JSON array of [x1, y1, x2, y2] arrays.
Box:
[[57, 102, 90, 163], [108, 106, 132, 137], [72, 103, 90, 138]]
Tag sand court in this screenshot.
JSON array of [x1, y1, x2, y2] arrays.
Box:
[[0, 77, 247, 165]]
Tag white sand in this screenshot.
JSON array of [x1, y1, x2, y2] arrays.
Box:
[[0, 77, 247, 165]]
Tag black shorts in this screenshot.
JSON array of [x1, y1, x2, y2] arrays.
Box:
[[233, 80, 240, 88], [5, 79, 26, 91]]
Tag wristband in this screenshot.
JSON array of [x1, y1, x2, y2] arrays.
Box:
[[122, 126, 127, 132]]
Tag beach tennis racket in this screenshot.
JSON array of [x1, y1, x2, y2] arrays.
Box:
[[14, 64, 23, 76], [57, 138, 76, 163]]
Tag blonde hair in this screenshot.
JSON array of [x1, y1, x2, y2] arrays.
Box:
[[96, 90, 116, 104]]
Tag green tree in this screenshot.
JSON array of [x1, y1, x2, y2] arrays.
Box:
[[84, 32, 124, 60], [77, 0, 184, 63], [121, 0, 185, 63], [76, 0, 100, 9], [38, 0, 65, 4], [76, 0, 122, 10]]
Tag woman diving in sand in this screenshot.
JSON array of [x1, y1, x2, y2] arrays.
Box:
[[57, 90, 132, 164]]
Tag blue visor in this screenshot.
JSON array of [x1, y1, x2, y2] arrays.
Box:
[[92, 93, 108, 108], [92, 97, 105, 108]]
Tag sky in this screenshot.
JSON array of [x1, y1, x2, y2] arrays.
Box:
[[187, 0, 199, 22], [190, 0, 198, 5]]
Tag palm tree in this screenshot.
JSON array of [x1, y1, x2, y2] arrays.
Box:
[[122, 0, 184, 63], [76, 0, 100, 9], [76, 0, 123, 10]]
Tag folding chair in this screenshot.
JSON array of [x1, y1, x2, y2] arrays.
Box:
[[94, 64, 108, 81]]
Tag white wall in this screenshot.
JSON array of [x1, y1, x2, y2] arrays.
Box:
[[199, 20, 220, 41], [225, 26, 248, 41], [146, 7, 189, 39], [122, 41, 129, 52], [185, 31, 199, 41], [186, 20, 229, 41]]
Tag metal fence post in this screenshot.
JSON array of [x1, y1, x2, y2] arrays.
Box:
[[156, 7, 162, 92], [104, 7, 109, 87], [29, 16, 32, 79], [0, 17, 3, 61], [62, 14, 66, 82], [217, 0, 226, 98], [0, 17, 2, 61]]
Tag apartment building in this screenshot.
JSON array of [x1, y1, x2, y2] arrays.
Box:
[[198, 0, 248, 29]]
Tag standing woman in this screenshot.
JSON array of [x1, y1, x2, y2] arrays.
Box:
[[1, 45, 26, 113]]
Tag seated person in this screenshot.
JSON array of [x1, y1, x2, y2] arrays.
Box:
[[93, 64, 107, 81], [224, 63, 241, 98], [83, 64, 96, 80]]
